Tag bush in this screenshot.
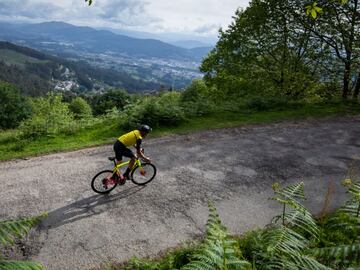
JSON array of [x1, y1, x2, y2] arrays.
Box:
[[69, 97, 92, 119], [91, 89, 131, 115], [180, 79, 210, 103], [0, 81, 31, 129], [180, 80, 215, 116], [244, 96, 290, 111], [19, 92, 75, 138], [121, 92, 185, 129]]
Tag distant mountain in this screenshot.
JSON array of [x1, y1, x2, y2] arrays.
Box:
[[0, 21, 211, 61], [98, 27, 217, 47], [0, 41, 161, 96], [171, 40, 212, 49]]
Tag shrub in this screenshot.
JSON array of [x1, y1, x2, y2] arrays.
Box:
[[180, 80, 215, 116], [244, 96, 290, 111], [19, 92, 75, 138], [68, 97, 92, 119], [0, 81, 31, 129], [91, 89, 131, 115], [122, 92, 185, 129]]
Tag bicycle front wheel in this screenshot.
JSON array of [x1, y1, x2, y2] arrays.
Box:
[[131, 163, 157, 185], [91, 170, 118, 194]]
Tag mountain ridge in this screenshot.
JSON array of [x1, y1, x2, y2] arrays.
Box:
[[0, 21, 212, 61]]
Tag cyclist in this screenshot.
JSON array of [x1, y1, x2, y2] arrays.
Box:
[[110, 125, 152, 183]]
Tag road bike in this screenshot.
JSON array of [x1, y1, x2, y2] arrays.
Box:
[[91, 153, 157, 194]]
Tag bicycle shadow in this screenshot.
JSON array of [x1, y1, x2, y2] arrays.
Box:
[[40, 185, 145, 230]]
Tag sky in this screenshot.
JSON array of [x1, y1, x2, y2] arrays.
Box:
[[0, 0, 250, 38]]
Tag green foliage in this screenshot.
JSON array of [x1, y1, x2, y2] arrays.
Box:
[[125, 245, 196, 270], [251, 182, 330, 270], [91, 89, 131, 116], [0, 214, 46, 270], [0, 81, 31, 129], [305, 2, 322, 18], [181, 202, 251, 270], [0, 214, 46, 246], [180, 80, 215, 116], [310, 181, 360, 268], [104, 179, 360, 270], [69, 97, 92, 119], [19, 92, 75, 138], [0, 260, 43, 270], [122, 92, 185, 129]]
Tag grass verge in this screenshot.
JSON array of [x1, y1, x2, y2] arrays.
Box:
[[1, 101, 360, 161]]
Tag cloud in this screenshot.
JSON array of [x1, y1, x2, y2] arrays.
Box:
[[0, 0, 248, 36], [193, 23, 221, 35], [97, 0, 161, 26], [0, 0, 59, 19]]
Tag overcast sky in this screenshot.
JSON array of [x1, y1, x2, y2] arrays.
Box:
[[0, 0, 250, 37]]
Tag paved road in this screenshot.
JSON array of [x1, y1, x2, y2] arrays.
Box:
[[1, 117, 360, 270]]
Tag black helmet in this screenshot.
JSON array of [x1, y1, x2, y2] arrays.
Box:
[[139, 124, 152, 133]]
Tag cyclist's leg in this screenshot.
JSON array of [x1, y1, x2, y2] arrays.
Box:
[[106, 141, 124, 181], [122, 148, 136, 178]]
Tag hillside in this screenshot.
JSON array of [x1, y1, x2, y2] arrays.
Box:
[[0, 22, 208, 90], [0, 41, 161, 95], [0, 22, 212, 61]]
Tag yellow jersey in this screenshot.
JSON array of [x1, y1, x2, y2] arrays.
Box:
[[118, 130, 143, 147]]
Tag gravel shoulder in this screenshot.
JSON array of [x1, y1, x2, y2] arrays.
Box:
[[1, 116, 359, 270]]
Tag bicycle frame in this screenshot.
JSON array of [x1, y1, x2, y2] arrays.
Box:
[[112, 158, 142, 174]]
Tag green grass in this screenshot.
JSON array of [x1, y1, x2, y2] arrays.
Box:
[[1, 101, 359, 161]]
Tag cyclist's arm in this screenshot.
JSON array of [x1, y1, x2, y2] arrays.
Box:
[[135, 139, 151, 161]]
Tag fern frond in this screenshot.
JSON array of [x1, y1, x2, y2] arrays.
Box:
[[284, 209, 319, 237], [274, 182, 305, 201], [0, 214, 46, 246], [0, 260, 43, 270], [307, 243, 360, 263], [290, 254, 332, 270], [340, 201, 360, 217], [348, 182, 360, 201], [264, 225, 306, 254], [181, 202, 251, 270]]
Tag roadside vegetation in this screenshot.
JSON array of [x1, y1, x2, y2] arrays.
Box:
[[1, 81, 360, 161], [0, 214, 46, 270], [95, 179, 360, 270]]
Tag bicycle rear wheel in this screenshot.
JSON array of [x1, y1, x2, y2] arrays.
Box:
[[91, 170, 118, 194], [131, 163, 157, 185]]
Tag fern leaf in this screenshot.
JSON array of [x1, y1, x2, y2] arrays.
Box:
[[307, 244, 360, 263], [181, 202, 251, 270], [264, 225, 306, 254], [348, 182, 360, 201], [0, 260, 43, 270], [0, 214, 46, 246], [284, 209, 319, 237], [275, 182, 305, 201]]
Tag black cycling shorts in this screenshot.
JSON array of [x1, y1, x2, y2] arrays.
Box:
[[113, 140, 135, 161]]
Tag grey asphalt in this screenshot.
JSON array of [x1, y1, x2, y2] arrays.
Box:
[[1, 116, 359, 270]]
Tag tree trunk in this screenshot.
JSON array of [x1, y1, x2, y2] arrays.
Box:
[[342, 0, 358, 99], [343, 61, 351, 99], [353, 72, 360, 99]]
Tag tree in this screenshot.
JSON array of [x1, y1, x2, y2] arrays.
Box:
[[69, 97, 92, 119], [200, 0, 322, 100], [91, 89, 130, 115], [294, 0, 360, 99], [0, 82, 31, 129]]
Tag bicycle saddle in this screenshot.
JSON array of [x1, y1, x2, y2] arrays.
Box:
[[108, 157, 116, 161]]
